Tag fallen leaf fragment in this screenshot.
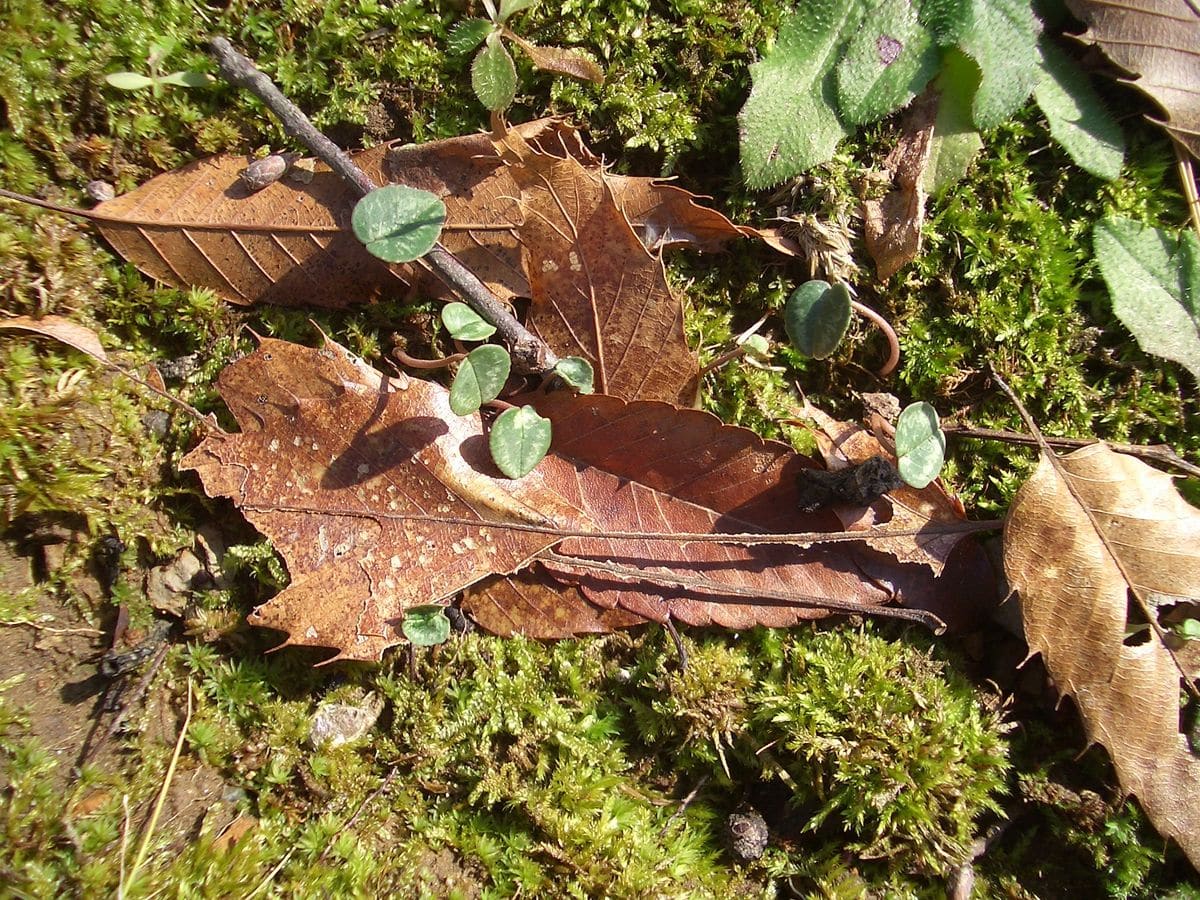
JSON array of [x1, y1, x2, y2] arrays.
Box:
[[1066, 0, 1200, 160], [0, 315, 108, 361], [1004, 443, 1200, 868]]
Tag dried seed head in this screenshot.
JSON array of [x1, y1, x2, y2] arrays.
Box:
[[85, 180, 116, 202], [238, 153, 291, 192]]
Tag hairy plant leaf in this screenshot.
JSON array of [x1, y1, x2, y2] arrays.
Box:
[[1066, 0, 1200, 160], [490, 405, 552, 478], [936, 0, 1042, 130], [104, 71, 155, 90], [784, 280, 852, 359], [472, 33, 518, 111], [738, 0, 864, 188], [447, 18, 493, 55], [1093, 216, 1200, 381], [401, 604, 452, 645], [441, 302, 497, 341], [505, 32, 604, 83], [835, 0, 939, 125], [894, 402, 946, 489], [185, 338, 963, 658], [554, 356, 595, 393], [351, 185, 445, 263], [450, 344, 511, 415], [494, 128, 700, 404], [1005, 443, 1200, 866], [922, 49, 984, 195], [1033, 39, 1124, 181]]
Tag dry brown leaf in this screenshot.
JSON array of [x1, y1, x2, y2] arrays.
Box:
[[184, 337, 952, 658], [1005, 443, 1200, 867], [1066, 0, 1200, 160], [0, 315, 107, 361], [495, 128, 700, 404], [863, 91, 936, 281]]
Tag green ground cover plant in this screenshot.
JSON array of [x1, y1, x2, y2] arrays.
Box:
[[0, 0, 1198, 896]]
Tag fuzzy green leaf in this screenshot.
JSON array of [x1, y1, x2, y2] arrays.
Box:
[[490, 405, 552, 478], [351, 185, 445, 263], [922, 49, 984, 195], [738, 0, 865, 188], [938, 0, 1042, 130], [448, 18, 494, 55], [156, 70, 212, 88], [895, 402, 946, 489], [441, 302, 497, 341], [472, 33, 518, 111], [104, 71, 155, 91], [1093, 217, 1200, 382], [450, 345, 512, 416], [498, 0, 538, 22], [784, 280, 852, 359], [1033, 39, 1124, 182], [835, 0, 939, 125], [402, 605, 452, 646], [554, 357, 595, 394]]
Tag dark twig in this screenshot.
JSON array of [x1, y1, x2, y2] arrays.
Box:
[[943, 424, 1200, 479], [207, 37, 557, 375], [663, 616, 688, 671], [658, 774, 710, 838]]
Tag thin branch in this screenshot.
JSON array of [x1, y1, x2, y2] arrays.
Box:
[[207, 37, 556, 375], [850, 299, 900, 377], [241, 502, 1002, 547], [944, 424, 1200, 479], [317, 767, 397, 863]]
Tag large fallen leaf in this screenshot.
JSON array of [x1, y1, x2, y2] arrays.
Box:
[[184, 337, 957, 659], [1065, 0, 1200, 160], [494, 129, 700, 404], [1005, 443, 1200, 867]]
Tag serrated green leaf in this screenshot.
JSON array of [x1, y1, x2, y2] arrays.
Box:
[[490, 406, 552, 479], [351, 185, 445, 263], [441, 302, 497, 341], [472, 33, 517, 111], [940, 0, 1042, 130], [498, 0, 538, 22], [895, 402, 946, 489], [1033, 39, 1124, 181], [450, 345, 512, 416], [835, 0, 939, 125], [156, 70, 212, 88], [738, 0, 865, 189], [784, 280, 852, 359], [554, 356, 595, 393], [922, 49, 984, 195], [104, 72, 155, 91], [448, 18, 493, 55], [1093, 217, 1200, 382], [402, 605, 451, 646]]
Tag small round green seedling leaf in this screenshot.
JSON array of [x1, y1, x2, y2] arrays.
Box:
[[402, 605, 451, 646], [105, 71, 156, 91], [554, 356, 595, 394], [490, 405, 552, 478], [351, 185, 445, 263], [1177, 618, 1200, 641], [784, 280, 852, 359], [894, 401, 946, 489], [741, 334, 771, 362], [450, 344, 511, 415], [472, 33, 517, 111], [441, 302, 497, 341]]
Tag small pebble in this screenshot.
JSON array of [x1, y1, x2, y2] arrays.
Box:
[[309, 692, 384, 750], [238, 153, 291, 192], [86, 180, 116, 203], [726, 806, 769, 861]]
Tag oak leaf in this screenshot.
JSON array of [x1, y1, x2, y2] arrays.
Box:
[[1065, 0, 1200, 160], [184, 337, 950, 659], [1004, 443, 1200, 867]]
